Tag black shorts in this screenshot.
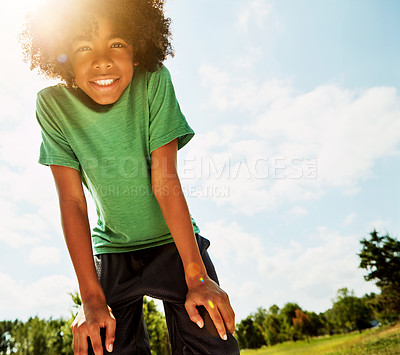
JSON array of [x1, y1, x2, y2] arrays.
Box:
[[89, 234, 240, 355]]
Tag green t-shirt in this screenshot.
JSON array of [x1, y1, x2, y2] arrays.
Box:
[[36, 65, 200, 254]]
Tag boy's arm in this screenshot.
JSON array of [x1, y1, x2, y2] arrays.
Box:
[[50, 165, 116, 355], [151, 138, 235, 340]]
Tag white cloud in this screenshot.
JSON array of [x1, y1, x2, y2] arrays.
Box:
[[0, 116, 65, 248], [195, 64, 400, 215], [28, 246, 62, 265], [233, 47, 264, 69], [343, 213, 356, 226], [0, 200, 53, 248], [199, 65, 292, 111], [203, 219, 266, 269], [287, 206, 308, 216], [202, 220, 379, 320], [0, 120, 42, 168], [0, 273, 77, 320], [237, 0, 273, 32]]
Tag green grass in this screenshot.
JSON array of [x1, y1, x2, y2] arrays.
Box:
[[240, 323, 400, 355]]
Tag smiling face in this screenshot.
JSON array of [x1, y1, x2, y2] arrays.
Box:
[[69, 16, 135, 105]]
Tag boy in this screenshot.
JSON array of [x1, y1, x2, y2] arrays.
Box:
[[21, 0, 240, 354]]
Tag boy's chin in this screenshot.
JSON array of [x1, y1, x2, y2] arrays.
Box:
[[82, 90, 123, 105], [91, 95, 120, 105]]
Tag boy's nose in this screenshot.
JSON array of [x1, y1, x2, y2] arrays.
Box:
[[92, 53, 113, 70]]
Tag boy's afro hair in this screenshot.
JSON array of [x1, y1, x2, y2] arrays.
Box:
[[20, 0, 174, 88]]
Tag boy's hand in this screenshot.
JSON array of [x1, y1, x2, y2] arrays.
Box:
[[185, 276, 235, 341], [71, 297, 116, 355]]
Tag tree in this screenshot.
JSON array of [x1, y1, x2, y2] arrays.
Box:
[[330, 288, 373, 333], [305, 311, 326, 337], [279, 302, 302, 341], [264, 313, 281, 346], [359, 229, 400, 323], [292, 309, 311, 341], [323, 308, 337, 334], [268, 305, 280, 315], [250, 307, 283, 346], [359, 229, 400, 288], [235, 315, 266, 350], [0, 320, 17, 355], [69, 291, 82, 310], [252, 307, 268, 329], [262, 304, 282, 345], [142, 297, 171, 355], [365, 287, 400, 324], [29, 317, 48, 354]]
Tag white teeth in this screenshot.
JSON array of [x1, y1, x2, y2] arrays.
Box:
[[94, 79, 115, 86]]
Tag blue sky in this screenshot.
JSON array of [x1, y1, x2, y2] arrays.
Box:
[[0, 0, 399, 323]]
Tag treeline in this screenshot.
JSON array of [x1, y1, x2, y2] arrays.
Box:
[[0, 318, 73, 355], [235, 229, 400, 350], [0, 297, 171, 355], [235, 287, 375, 350]]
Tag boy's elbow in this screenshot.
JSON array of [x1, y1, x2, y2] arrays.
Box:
[[151, 177, 181, 202], [50, 164, 87, 212], [151, 180, 165, 201], [59, 195, 88, 215]]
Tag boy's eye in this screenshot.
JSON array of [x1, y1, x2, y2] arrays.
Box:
[[75, 46, 91, 53], [111, 43, 126, 48]]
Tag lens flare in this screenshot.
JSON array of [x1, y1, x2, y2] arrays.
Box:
[[200, 277, 204, 283], [208, 300, 214, 309], [187, 262, 201, 278], [57, 53, 67, 63]]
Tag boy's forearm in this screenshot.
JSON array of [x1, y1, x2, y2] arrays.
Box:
[[153, 178, 208, 285], [59, 199, 104, 302]]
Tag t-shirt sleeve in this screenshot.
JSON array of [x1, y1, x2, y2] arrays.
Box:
[[36, 91, 80, 170], [147, 66, 195, 154]]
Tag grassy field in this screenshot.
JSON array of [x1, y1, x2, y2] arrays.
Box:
[[240, 322, 400, 355]]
